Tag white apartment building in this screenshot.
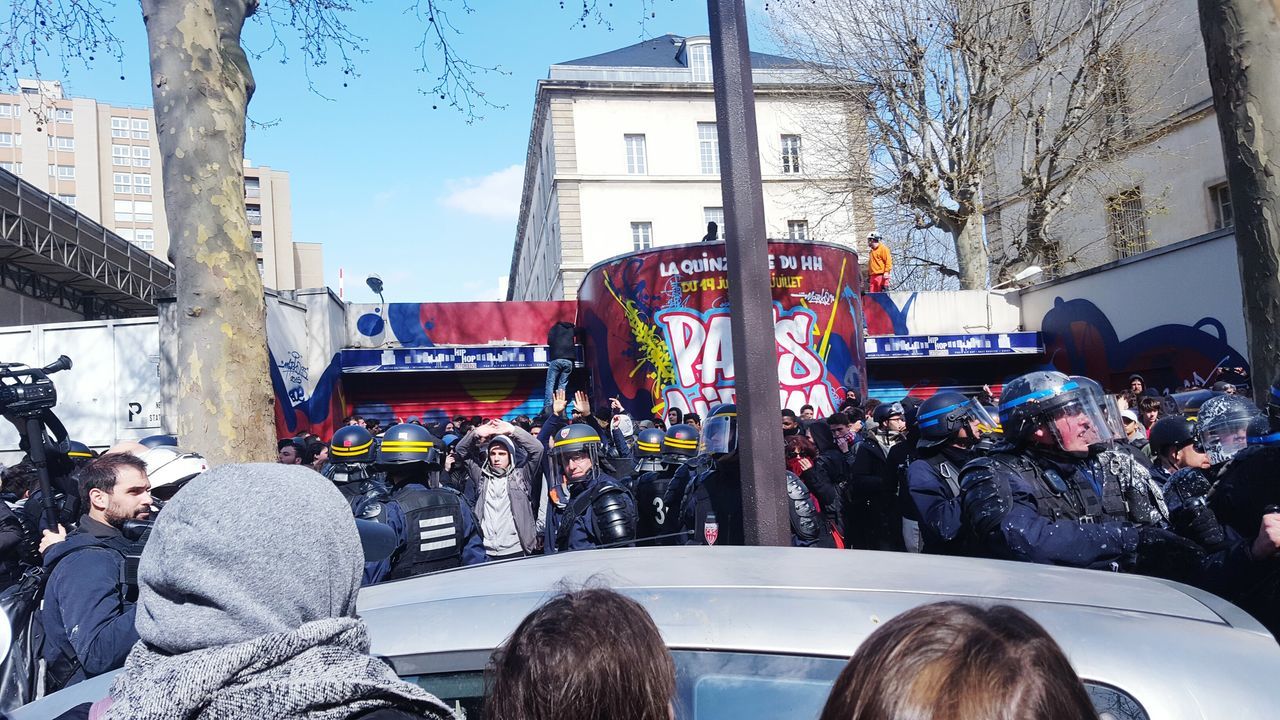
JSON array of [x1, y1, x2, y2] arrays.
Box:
[[0, 78, 323, 291], [508, 34, 871, 301], [983, 0, 1230, 276]]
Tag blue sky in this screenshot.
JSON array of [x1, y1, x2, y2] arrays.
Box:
[[29, 1, 777, 303]]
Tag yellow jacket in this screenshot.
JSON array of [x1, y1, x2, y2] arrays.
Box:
[[869, 243, 892, 275]]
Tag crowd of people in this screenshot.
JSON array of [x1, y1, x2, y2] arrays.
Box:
[[2, 365, 1280, 717]]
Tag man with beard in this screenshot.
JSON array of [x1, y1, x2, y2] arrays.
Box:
[[40, 452, 152, 689]]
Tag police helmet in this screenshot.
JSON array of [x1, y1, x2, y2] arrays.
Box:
[[139, 434, 179, 449], [1195, 394, 1261, 466], [66, 440, 98, 461], [142, 446, 209, 501], [635, 428, 665, 458], [1267, 376, 1280, 428], [916, 392, 996, 448], [873, 402, 905, 424], [1147, 416, 1196, 456], [1247, 413, 1280, 447], [663, 423, 700, 459], [377, 423, 441, 466], [328, 425, 376, 464], [998, 371, 1109, 455], [1177, 389, 1224, 422], [698, 404, 737, 456], [549, 423, 604, 482]]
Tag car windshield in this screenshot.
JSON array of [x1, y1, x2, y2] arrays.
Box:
[[403, 650, 1150, 720]]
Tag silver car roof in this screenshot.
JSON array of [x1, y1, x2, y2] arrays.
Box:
[[360, 547, 1280, 720]]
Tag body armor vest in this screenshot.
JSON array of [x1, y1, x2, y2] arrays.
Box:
[[988, 452, 1124, 524], [554, 478, 633, 551], [387, 485, 464, 579], [634, 468, 676, 544]]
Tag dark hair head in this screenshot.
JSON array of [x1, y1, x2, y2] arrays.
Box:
[[1, 462, 39, 499], [828, 412, 851, 426], [819, 602, 1097, 720], [685, 412, 701, 424], [1138, 395, 1163, 413], [485, 588, 675, 720], [785, 434, 819, 459], [801, 404, 815, 413], [79, 453, 149, 510], [781, 408, 798, 418]]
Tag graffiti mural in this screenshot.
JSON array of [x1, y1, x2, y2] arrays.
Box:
[[348, 301, 576, 348], [1038, 297, 1250, 393], [577, 240, 866, 420]]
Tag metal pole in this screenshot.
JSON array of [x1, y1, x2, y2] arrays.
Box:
[[708, 0, 789, 546]]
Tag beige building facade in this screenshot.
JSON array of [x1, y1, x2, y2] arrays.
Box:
[[508, 35, 872, 301], [0, 78, 322, 290], [982, 0, 1230, 277]]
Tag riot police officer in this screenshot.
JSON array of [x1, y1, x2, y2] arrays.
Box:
[[674, 404, 832, 547], [633, 423, 698, 544], [960, 371, 1202, 574], [1147, 416, 1207, 483], [906, 392, 995, 555], [544, 423, 638, 552], [323, 424, 390, 518], [366, 422, 485, 584], [844, 402, 906, 550]]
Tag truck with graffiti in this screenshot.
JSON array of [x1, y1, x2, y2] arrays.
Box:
[[577, 240, 867, 421]]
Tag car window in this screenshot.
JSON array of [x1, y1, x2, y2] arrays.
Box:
[[402, 650, 1149, 720]]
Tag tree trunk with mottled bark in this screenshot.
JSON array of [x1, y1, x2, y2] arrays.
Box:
[[952, 211, 987, 289], [1199, 0, 1280, 403], [141, 0, 274, 463]]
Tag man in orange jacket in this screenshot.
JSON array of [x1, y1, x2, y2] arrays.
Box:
[[867, 232, 892, 292]]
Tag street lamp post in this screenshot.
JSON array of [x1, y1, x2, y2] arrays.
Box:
[[708, 0, 790, 546]]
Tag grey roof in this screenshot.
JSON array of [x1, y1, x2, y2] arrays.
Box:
[[556, 33, 804, 70]]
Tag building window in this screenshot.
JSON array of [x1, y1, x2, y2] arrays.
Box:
[[689, 43, 712, 83], [782, 134, 802, 174], [246, 203, 262, 225], [54, 108, 73, 123], [49, 165, 75, 179], [133, 229, 154, 250], [0, 133, 15, 147], [131, 118, 150, 140], [788, 220, 810, 240], [114, 199, 134, 221], [1106, 187, 1148, 258], [111, 117, 129, 138], [698, 122, 719, 175], [704, 207, 725, 237], [133, 174, 152, 196], [1099, 54, 1131, 138], [245, 177, 261, 198], [252, 230, 263, 253], [1210, 183, 1234, 230], [257, 258, 265, 279], [0, 104, 12, 117], [54, 194, 75, 208], [624, 134, 647, 175], [113, 172, 133, 194], [134, 200, 153, 222], [132, 146, 151, 167], [631, 221, 653, 250], [0, 162, 22, 174], [112, 145, 131, 166], [48, 135, 74, 151]]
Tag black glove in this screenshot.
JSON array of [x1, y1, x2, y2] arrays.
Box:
[[1170, 498, 1227, 549], [1135, 526, 1206, 581]]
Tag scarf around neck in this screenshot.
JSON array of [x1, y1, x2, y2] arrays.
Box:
[[104, 616, 454, 720]]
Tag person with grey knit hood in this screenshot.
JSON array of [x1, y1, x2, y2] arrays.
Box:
[[454, 419, 546, 559], [94, 464, 454, 720]]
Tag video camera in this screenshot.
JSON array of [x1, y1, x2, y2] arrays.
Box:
[[0, 356, 73, 531], [0, 357, 71, 418]]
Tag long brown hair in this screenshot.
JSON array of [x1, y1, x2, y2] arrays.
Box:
[[819, 602, 1097, 720], [485, 587, 675, 720]]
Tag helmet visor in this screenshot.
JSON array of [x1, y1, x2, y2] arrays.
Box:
[[963, 399, 998, 436], [698, 414, 736, 456], [1096, 394, 1127, 443], [1201, 420, 1252, 465], [1044, 397, 1108, 455]]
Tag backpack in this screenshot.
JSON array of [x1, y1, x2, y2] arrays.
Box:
[[0, 542, 137, 712]]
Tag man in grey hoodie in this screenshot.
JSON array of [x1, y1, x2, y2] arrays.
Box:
[[455, 419, 545, 559], [97, 464, 453, 720]]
